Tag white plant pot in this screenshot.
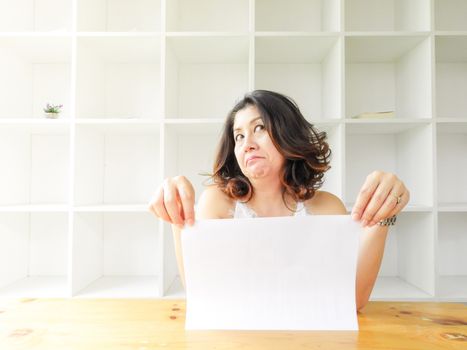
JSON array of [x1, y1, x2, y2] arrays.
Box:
[[44, 112, 60, 119]]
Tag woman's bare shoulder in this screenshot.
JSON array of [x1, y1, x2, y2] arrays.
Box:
[[304, 190, 348, 215], [196, 185, 235, 220]]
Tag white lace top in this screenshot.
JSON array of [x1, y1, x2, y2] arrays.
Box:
[[194, 200, 310, 219], [230, 201, 310, 218]]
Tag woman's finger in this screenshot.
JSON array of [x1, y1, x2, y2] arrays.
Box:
[[366, 182, 406, 226], [177, 178, 196, 225], [384, 188, 410, 219], [148, 186, 172, 222], [163, 179, 184, 225], [359, 180, 392, 226], [351, 171, 381, 221]]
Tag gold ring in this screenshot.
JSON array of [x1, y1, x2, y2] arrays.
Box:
[[394, 194, 402, 204]]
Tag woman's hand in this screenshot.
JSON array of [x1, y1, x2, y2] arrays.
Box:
[[351, 171, 410, 227], [148, 176, 195, 228]]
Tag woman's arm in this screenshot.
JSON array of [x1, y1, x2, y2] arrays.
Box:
[[355, 224, 389, 310], [148, 176, 196, 289], [350, 171, 410, 310], [170, 224, 186, 289]]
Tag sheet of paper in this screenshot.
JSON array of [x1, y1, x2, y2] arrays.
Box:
[[181, 215, 362, 331]]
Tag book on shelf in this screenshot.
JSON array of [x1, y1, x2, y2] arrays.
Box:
[[351, 111, 395, 119]]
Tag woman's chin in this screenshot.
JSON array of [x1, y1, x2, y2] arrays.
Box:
[[245, 167, 272, 179]]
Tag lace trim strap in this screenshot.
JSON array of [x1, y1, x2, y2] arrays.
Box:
[[234, 201, 310, 218]]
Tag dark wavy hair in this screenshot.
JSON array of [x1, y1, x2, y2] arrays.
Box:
[[210, 90, 331, 208]]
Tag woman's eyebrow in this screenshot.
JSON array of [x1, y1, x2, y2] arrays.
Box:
[[233, 117, 262, 132]]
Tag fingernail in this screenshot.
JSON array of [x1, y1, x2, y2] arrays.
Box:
[[361, 219, 368, 227], [187, 218, 194, 226], [352, 213, 359, 221]]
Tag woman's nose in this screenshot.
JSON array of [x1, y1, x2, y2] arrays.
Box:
[[243, 134, 257, 151]]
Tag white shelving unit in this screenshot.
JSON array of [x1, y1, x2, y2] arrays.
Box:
[[0, 0, 466, 301]]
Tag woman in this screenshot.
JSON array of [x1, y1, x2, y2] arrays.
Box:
[[149, 90, 409, 311]]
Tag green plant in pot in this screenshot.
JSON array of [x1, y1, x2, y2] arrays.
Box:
[[43, 103, 63, 119]]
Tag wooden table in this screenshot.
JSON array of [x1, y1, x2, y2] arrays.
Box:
[[0, 299, 466, 349]]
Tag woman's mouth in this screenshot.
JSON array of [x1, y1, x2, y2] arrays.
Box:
[[246, 156, 263, 165]]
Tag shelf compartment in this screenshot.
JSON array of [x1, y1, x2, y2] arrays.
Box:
[[255, 0, 340, 32], [77, 0, 161, 32], [0, 212, 68, 297], [435, 0, 467, 31], [345, 0, 430, 32], [165, 35, 248, 118], [164, 122, 223, 200], [0, 37, 71, 119], [437, 212, 467, 300], [0, 0, 72, 32], [167, 0, 248, 32], [0, 124, 70, 206], [72, 212, 160, 298], [255, 35, 342, 120], [76, 36, 161, 119], [345, 122, 433, 207], [74, 123, 160, 206], [435, 36, 467, 119], [371, 212, 435, 300], [437, 122, 467, 207], [345, 35, 432, 119]]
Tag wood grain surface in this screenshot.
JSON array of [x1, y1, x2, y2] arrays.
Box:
[[0, 299, 466, 349]]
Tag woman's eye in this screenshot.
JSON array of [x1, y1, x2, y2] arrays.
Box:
[[255, 124, 264, 132], [234, 134, 244, 142]]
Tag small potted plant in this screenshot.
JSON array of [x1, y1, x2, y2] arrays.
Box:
[[43, 103, 63, 119]]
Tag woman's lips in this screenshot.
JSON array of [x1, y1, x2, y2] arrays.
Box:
[[246, 156, 263, 165]]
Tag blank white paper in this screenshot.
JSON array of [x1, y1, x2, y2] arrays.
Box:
[[181, 215, 362, 331]]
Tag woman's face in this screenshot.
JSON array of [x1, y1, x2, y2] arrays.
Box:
[[233, 105, 285, 180]]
